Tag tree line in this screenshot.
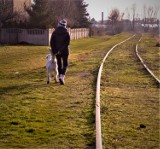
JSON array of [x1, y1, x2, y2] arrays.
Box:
[[91, 4, 159, 35], [0, 0, 90, 29], [0, 0, 159, 35]]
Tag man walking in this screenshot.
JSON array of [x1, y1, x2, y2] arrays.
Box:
[[50, 19, 70, 85]]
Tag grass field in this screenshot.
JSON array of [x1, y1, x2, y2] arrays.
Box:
[[101, 34, 159, 148], [0, 33, 132, 148]]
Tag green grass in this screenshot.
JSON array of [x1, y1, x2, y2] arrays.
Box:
[[101, 34, 159, 149], [0, 33, 132, 148]]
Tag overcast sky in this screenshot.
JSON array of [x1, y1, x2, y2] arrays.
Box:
[[84, 0, 160, 21]]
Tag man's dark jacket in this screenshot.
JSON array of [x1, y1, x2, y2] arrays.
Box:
[[50, 27, 70, 56]]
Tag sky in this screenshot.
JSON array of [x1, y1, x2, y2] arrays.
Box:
[[84, 0, 160, 21]]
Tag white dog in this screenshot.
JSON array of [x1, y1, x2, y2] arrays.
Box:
[[46, 51, 59, 84]]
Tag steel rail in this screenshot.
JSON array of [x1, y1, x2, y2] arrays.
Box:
[[136, 37, 160, 84], [95, 34, 135, 149]]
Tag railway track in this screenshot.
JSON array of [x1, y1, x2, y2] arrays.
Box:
[[95, 34, 159, 149]]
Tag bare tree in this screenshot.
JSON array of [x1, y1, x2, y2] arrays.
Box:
[[125, 4, 139, 31], [142, 5, 148, 31], [108, 8, 124, 34], [130, 3, 137, 31], [153, 6, 160, 29], [125, 8, 132, 31], [142, 5, 160, 32]]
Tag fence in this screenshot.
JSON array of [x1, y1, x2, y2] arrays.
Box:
[[0, 28, 89, 45]]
